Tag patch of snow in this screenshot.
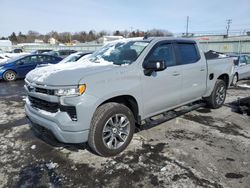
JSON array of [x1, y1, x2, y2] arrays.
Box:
[[30, 145, 36, 150], [238, 84, 250, 89], [218, 54, 228, 58], [27, 59, 113, 83], [103, 45, 115, 56], [161, 166, 167, 172], [46, 162, 58, 170]]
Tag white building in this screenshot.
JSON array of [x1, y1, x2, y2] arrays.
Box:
[[34, 39, 44, 44], [0, 40, 12, 52], [98, 36, 124, 44], [48, 37, 57, 45]]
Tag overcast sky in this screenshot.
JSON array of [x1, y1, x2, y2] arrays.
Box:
[[0, 0, 250, 37]]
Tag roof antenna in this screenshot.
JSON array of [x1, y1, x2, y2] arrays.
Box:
[[143, 32, 148, 40]]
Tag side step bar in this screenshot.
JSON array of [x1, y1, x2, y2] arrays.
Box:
[[137, 101, 206, 131]]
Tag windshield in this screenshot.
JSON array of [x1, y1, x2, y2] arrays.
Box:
[[59, 53, 82, 64], [88, 40, 149, 65], [5, 55, 25, 63]]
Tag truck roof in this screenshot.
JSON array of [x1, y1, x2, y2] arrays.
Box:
[[144, 37, 197, 43]]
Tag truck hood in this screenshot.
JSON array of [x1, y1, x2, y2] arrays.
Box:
[[26, 60, 115, 86]]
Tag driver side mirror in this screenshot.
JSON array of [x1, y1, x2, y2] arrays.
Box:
[[143, 60, 166, 76]]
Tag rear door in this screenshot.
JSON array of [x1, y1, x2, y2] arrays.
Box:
[[174, 41, 207, 103], [15, 56, 38, 77], [141, 42, 182, 117]]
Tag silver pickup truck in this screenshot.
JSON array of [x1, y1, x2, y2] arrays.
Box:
[[25, 37, 234, 156]]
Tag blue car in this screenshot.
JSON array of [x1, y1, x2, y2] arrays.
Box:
[[0, 54, 62, 81]]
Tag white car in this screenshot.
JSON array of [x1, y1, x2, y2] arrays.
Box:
[[35, 52, 92, 68], [58, 52, 92, 64], [0, 54, 9, 63], [230, 54, 250, 85]]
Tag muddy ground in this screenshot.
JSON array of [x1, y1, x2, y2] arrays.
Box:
[[0, 79, 250, 188]]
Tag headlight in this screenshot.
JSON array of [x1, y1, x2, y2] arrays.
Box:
[[54, 84, 86, 96]]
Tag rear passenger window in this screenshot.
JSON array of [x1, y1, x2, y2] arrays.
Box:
[[176, 43, 200, 64], [30, 56, 38, 62], [245, 56, 250, 64], [147, 43, 176, 67]]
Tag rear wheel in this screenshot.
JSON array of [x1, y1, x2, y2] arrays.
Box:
[[3, 70, 17, 81], [88, 102, 135, 157], [205, 79, 227, 109]]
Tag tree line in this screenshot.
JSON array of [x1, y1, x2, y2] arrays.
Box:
[[6, 29, 173, 44]]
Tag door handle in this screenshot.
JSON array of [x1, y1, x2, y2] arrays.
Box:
[[200, 68, 205, 71], [172, 72, 180, 76]]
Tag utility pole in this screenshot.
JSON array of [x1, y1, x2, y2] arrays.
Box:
[[226, 19, 232, 37], [186, 16, 189, 37]]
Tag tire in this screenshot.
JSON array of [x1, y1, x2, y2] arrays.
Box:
[[205, 79, 227, 109], [3, 70, 17, 81], [88, 102, 135, 157], [231, 73, 238, 86]]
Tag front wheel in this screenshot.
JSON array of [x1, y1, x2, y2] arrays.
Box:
[[3, 70, 17, 81], [205, 79, 227, 109], [88, 102, 135, 157]]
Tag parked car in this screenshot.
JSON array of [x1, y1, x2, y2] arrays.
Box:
[[45, 49, 77, 58], [31, 49, 52, 54], [228, 54, 250, 85], [58, 52, 92, 64], [0, 55, 9, 63], [25, 37, 234, 156], [3, 48, 30, 59], [10, 48, 23, 53], [0, 54, 62, 81]]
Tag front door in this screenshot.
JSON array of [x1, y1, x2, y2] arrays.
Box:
[[141, 42, 182, 118], [16, 56, 38, 77]]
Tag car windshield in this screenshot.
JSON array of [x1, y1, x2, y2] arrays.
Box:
[[5, 55, 25, 63], [88, 40, 149, 65], [59, 53, 83, 64]]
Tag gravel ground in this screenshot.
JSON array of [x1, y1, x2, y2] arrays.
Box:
[[0, 79, 249, 188]]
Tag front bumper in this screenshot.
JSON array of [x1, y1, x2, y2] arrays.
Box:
[[24, 80, 99, 143], [0, 69, 4, 79], [25, 103, 89, 143]]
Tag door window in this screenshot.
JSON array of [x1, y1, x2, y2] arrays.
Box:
[[43, 55, 52, 62], [17, 57, 31, 65], [175, 43, 200, 64], [245, 55, 250, 64], [239, 56, 247, 64], [30, 56, 38, 63], [147, 43, 176, 67]]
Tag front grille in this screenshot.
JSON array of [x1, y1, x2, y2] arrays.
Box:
[[28, 96, 77, 121], [35, 87, 54, 95], [29, 96, 59, 113], [26, 82, 54, 95]]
